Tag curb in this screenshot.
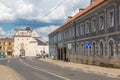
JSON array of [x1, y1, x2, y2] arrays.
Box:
[[40, 58, 120, 78]]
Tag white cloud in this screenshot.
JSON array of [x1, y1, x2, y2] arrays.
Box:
[[38, 0, 90, 22], [0, 0, 90, 22], [0, 27, 6, 37], [35, 25, 59, 42], [0, 3, 14, 21]]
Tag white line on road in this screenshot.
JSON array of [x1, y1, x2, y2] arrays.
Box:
[[20, 59, 70, 80]]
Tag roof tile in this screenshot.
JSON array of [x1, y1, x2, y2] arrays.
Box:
[[49, 0, 105, 35]]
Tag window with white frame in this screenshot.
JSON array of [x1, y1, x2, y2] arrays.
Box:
[[64, 31, 66, 40], [119, 5, 120, 25], [67, 29, 70, 39], [99, 15, 104, 30], [72, 27, 75, 37], [76, 24, 79, 36], [70, 28, 72, 38], [109, 40, 114, 57], [81, 43, 84, 55], [85, 20, 89, 33], [91, 18, 96, 32], [100, 41, 104, 57], [80, 23, 84, 35], [92, 42, 96, 56], [62, 31, 64, 40], [60, 32, 61, 41], [65, 30, 67, 40], [67, 30, 69, 39], [108, 9, 114, 27]]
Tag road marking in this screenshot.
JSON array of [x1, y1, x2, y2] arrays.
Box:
[[20, 59, 70, 80]]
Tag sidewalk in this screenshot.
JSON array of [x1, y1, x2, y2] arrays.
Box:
[[0, 65, 21, 80], [40, 58, 120, 78]]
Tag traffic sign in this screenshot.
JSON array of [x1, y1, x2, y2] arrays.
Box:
[[85, 42, 91, 49]]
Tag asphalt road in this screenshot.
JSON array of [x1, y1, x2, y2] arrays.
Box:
[[0, 58, 120, 80]]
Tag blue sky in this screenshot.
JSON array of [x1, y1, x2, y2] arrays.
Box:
[[0, 0, 90, 42]]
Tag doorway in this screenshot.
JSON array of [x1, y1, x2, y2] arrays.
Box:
[[63, 47, 67, 61]]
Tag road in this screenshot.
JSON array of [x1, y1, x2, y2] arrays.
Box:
[[0, 58, 120, 80]]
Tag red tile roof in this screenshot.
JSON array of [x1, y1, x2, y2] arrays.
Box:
[[0, 38, 14, 41], [49, 0, 105, 35]]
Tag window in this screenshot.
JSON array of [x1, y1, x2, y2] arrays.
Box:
[[100, 41, 104, 56], [85, 20, 89, 33], [99, 15, 104, 30], [109, 40, 114, 57], [67, 30, 69, 39], [9, 43, 11, 45], [81, 43, 84, 55], [3, 42, 5, 45], [20, 43, 24, 49], [7, 47, 12, 50], [59, 32, 62, 41], [108, 10, 114, 27], [69, 28, 72, 38], [76, 24, 79, 36], [119, 5, 120, 25], [72, 27, 75, 37], [64, 31, 66, 40], [0, 46, 2, 50], [92, 42, 96, 56], [80, 23, 84, 35], [91, 18, 96, 32]]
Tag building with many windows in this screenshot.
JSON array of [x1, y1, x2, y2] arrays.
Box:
[[0, 38, 14, 56], [14, 27, 49, 57], [49, 0, 120, 68]]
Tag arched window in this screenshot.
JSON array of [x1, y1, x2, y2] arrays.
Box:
[[100, 41, 103, 56], [81, 43, 84, 55], [109, 40, 114, 56], [20, 43, 24, 49], [92, 42, 96, 55]]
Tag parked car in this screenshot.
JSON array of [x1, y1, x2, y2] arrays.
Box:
[[36, 53, 41, 59], [0, 53, 6, 58], [20, 53, 25, 59]]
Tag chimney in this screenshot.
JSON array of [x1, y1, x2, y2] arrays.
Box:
[[79, 8, 84, 12], [90, 0, 97, 5], [67, 16, 72, 20]]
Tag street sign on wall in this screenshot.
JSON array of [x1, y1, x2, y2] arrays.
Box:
[[68, 43, 72, 49], [85, 42, 91, 49]]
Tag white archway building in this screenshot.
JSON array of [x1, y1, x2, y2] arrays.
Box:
[[14, 27, 49, 57]]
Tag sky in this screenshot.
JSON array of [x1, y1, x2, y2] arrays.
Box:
[[0, 0, 90, 42]]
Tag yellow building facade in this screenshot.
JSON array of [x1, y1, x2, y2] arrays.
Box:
[[0, 38, 14, 56]]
